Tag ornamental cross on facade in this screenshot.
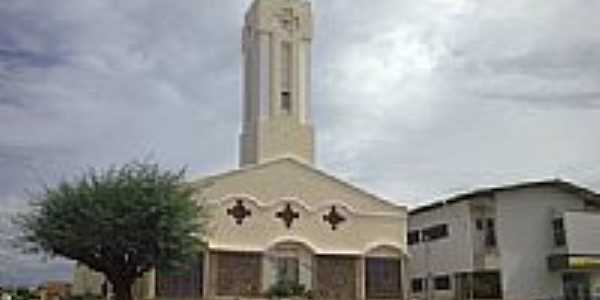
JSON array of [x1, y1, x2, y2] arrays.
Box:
[[227, 199, 252, 225], [323, 206, 346, 230], [275, 203, 300, 229]]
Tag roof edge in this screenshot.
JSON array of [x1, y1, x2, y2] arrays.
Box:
[[188, 156, 407, 211], [409, 179, 600, 216]]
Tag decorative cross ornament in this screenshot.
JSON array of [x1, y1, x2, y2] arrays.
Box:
[[275, 203, 299, 229], [323, 206, 346, 230], [227, 199, 251, 225]]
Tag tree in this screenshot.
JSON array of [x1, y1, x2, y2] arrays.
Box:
[[13, 161, 208, 300]]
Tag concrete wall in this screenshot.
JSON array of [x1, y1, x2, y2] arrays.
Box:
[[408, 200, 475, 299], [495, 186, 585, 300]]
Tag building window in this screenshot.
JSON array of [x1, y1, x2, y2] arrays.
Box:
[[281, 91, 292, 114], [584, 200, 600, 211], [366, 258, 402, 298], [563, 273, 591, 300], [408, 230, 420, 245], [434, 275, 451, 290], [216, 252, 262, 296], [411, 278, 424, 293], [276, 256, 299, 284], [553, 218, 566, 247], [476, 219, 484, 230], [485, 218, 497, 247], [280, 40, 293, 115], [243, 52, 253, 122], [423, 224, 449, 241], [315, 255, 357, 300], [281, 41, 292, 91], [455, 271, 502, 299]]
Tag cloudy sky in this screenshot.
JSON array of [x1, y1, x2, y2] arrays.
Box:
[[2, 0, 600, 286]]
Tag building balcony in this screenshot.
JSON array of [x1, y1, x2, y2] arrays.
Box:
[[549, 211, 600, 271], [563, 211, 600, 255]]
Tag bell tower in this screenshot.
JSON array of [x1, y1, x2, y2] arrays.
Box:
[[239, 0, 315, 166]]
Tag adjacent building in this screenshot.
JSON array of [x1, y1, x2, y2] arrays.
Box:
[[73, 0, 409, 299], [408, 180, 600, 300]]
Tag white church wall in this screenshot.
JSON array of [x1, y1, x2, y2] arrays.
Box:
[[196, 159, 407, 256], [195, 158, 407, 300], [206, 194, 405, 255], [198, 159, 404, 215]]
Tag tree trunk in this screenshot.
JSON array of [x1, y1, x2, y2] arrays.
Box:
[[111, 277, 134, 300]]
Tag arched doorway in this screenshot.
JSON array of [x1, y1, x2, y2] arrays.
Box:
[[264, 241, 315, 297]]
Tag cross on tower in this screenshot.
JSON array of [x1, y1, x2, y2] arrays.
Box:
[[227, 199, 252, 225], [275, 203, 299, 229], [323, 206, 346, 230]]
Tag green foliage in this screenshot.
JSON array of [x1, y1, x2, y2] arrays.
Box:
[[13, 161, 209, 300], [12, 289, 38, 300], [265, 280, 307, 299], [64, 294, 103, 300]]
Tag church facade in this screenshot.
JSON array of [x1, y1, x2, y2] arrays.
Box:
[[73, 0, 408, 299]]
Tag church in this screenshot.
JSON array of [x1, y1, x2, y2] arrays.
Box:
[[73, 0, 408, 299]]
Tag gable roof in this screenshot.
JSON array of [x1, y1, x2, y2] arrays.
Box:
[[410, 179, 600, 216], [189, 156, 406, 210]]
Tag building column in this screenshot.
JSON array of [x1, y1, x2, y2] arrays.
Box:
[[206, 251, 219, 299], [402, 255, 409, 300], [311, 255, 319, 298], [202, 251, 211, 299], [357, 256, 366, 300]]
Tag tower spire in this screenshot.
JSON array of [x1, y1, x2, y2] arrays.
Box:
[[239, 0, 315, 166]]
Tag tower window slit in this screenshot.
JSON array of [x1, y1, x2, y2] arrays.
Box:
[[281, 41, 292, 114], [281, 41, 292, 90], [281, 92, 291, 114]]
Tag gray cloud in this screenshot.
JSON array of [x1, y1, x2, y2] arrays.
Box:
[[1, 0, 600, 286]]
